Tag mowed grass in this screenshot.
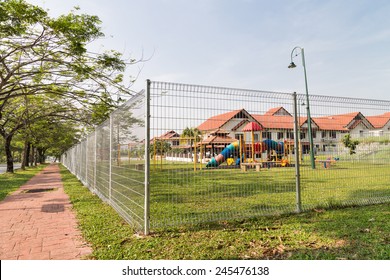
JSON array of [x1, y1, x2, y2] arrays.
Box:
[[96, 156, 390, 229], [145, 158, 390, 228], [0, 164, 47, 201], [60, 164, 390, 259]]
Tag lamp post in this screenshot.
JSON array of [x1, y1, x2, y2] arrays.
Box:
[[298, 101, 305, 162], [288, 47, 315, 169]]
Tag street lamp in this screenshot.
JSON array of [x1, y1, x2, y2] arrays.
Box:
[[288, 46, 315, 169], [298, 101, 305, 162]]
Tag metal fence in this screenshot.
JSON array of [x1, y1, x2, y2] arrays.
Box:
[[62, 91, 147, 232], [62, 80, 390, 235]]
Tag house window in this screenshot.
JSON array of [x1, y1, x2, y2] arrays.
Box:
[[330, 131, 337, 138], [235, 133, 243, 140], [359, 130, 364, 137], [300, 132, 306, 139], [312, 130, 317, 139], [172, 140, 179, 146], [262, 132, 272, 139], [277, 132, 284, 140], [321, 131, 327, 138], [286, 132, 294, 139], [254, 133, 259, 141]]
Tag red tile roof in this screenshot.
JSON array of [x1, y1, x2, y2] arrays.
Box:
[[366, 113, 390, 129], [253, 115, 295, 130], [209, 128, 230, 135], [312, 112, 372, 131], [200, 108, 308, 132], [197, 109, 250, 131], [265, 107, 292, 116], [200, 135, 236, 145], [197, 108, 388, 134], [155, 130, 180, 139]]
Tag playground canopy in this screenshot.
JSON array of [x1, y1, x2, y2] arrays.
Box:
[[242, 122, 263, 132], [242, 122, 263, 162]]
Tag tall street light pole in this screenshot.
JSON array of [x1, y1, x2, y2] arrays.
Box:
[[288, 46, 316, 169]]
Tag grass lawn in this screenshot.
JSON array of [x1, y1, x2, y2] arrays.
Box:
[[60, 165, 390, 260], [0, 164, 47, 201], [87, 156, 390, 231], [147, 159, 390, 228]]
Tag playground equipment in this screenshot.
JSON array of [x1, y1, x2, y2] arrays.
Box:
[[242, 122, 263, 163], [263, 139, 284, 156], [316, 157, 339, 168], [206, 138, 292, 168], [206, 141, 239, 167]]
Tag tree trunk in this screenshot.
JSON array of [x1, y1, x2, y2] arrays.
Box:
[[29, 144, 35, 166], [21, 140, 30, 170], [31, 146, 38, 166], [4, 136, 14, 173], [26, 142, 31, 167], [37, 148, 46, 164]]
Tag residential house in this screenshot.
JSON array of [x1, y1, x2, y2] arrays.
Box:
[[197, 107, 390, 155], [152, 130, 180, 148], [154, 107, 390, 160], [312, 112, 374, 152], [366, 112, 390, 137]]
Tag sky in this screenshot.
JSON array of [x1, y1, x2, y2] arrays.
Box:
[[26, 0, 390, 100]]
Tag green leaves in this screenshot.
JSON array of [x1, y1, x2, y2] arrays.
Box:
[[49, 12, 103, 55], [0, 0, 47, 36], [97, 51, 126, 71], [342, 134, 359, 155]]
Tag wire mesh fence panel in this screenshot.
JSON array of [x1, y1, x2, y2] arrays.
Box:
[[95, 118, 111, 202], [86, 131, 96, 191], [62, 80, 390, 233], [149, 81, 298, 228], [110, 92, 146, 232], [62, 147, 72, 174], [76, 144, 83, 180], [79, 139, 87, 185], [61, 90, 147, 233], [297, 94, 390, 209]]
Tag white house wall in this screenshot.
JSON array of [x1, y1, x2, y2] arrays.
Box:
[[349, 123, 372, 138], [369, 121, 390, 137]]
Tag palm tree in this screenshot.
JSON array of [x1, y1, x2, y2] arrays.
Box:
[[180, 127, 202, 159]]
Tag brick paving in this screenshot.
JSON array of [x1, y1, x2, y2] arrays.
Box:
[[0, 164, 92, 260]]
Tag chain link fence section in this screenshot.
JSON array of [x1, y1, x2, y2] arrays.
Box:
[[62, 90, 147, 233]]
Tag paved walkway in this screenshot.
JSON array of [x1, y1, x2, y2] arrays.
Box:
[[0, 164, 92, 260]]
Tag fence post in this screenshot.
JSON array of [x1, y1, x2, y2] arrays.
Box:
[[94, 129, 97, 193], [109, 114, 113, 203], [293, 92, 302, 213], [144, 80, 151, 235], [85, 138, 89, 187]]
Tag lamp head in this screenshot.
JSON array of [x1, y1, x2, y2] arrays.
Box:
[[288, 62, 297, 69]]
